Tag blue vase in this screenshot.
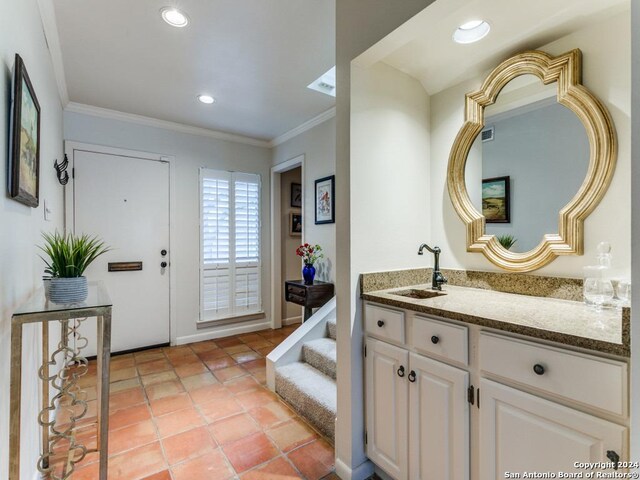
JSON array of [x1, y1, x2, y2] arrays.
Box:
[[302, 264, 316, 285]]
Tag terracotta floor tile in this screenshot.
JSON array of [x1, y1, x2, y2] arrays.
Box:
[[214, 365, 248, 382], [189, 384, 232, 405], [110, 356, 135, 370], [224, 344, 253, 354], [161, 426, 217, 465], [189, 340, 219, 354], [180, 371, 218, 391], [232, 351, 263, 364], [241, 456, 303, 480], [267, 418, 318, 452], [141, 471, 172, 480], [141, 370, 178, 387], [174, 360, 209, 378], [109, 404, 152, 431], [214, 337, 244, 348], [204, 355, 237, 371], [171, 449, 234, 480], [110, 366, 138, 382], [145, 379, 185, 401], [155, 406, 205, 438], [110, 387, 146, 412], [109, 419, 158, 455], [163, 345, 194, 358], [252, 369, 268, 385], [242, 358, 267, 371], [238, 333, 263, 344], [110, 377, 141, 394], [199, 348, 232, 362], [134, 349, 167, 364], [149, 392, 193, 416], [287, 439, 335, 480], [256, 347, 274, 357], [245, 339, 273, 350], [166, 350, 200, 365], [71, 462, 99, 480], [223, 432, 279, 473], [208, 413, 261, 445], [108, 441, 167, 480], [137, 359, 172, 376], [199, 396, 244, 423], [249, 402, 296, 429], [225, 376, 261, 395], [236, 388, 278, 410]]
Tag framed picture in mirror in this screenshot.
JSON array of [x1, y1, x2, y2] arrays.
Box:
[[291, 183, 302, 208], [289, 212, 302, 237], [482, 176, 510, 223]]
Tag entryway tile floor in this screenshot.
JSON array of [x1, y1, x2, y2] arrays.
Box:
[[68, 325, 338, 480]]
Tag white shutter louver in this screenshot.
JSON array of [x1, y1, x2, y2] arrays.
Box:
[[200, 169, 261, 322]]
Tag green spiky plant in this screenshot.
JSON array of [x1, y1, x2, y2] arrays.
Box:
[[39, 231, 111, 278], [497, 234, 517, 251]]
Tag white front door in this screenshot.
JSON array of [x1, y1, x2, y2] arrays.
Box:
[[71, 147, 170, 355]]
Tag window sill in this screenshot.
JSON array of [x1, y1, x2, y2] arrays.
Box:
[[197, 311, 266, 329]]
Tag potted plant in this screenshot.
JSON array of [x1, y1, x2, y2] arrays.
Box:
[[497, 234, 517, 251], [296, 243, 323, 285], [39, 231, 110, 303]]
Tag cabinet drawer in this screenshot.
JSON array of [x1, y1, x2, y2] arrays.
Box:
[[411, 315, 468, 366], [287, 285, 306, 297], [365, 303, 405, 344], [479, 332, 627, 416]]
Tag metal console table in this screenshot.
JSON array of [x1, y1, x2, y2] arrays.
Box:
[[10, 281, 112, 480]]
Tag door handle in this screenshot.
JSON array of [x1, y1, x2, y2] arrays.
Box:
[[161, 249, 168, 256], [161, 262, 168, 268]]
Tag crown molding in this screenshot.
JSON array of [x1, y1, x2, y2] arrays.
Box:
[[269, 106, 336, 147], [37, 0, 69, 106], [65, 102, 271, 148]]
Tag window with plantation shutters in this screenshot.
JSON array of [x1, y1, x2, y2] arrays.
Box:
[[200, 169, 261, 322]]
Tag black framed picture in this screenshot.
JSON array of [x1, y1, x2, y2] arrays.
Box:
[[315, 175, 335, 225], [289, 212, 302, 236], [9, 54, 41, 208], [482, 176, 510, 223], [291, 182, 302, 208]]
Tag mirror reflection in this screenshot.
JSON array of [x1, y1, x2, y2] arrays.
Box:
[[464, 74, 590, 253]]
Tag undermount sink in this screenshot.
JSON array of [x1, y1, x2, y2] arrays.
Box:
[[392, 288, 446, 300]]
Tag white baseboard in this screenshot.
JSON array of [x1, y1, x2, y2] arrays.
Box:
[[282, 315, 302, 326], [175, 320, 271, 345], [334, 457, 375, 480]]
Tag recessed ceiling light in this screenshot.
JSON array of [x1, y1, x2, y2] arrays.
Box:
[[307, 66, 336, 97], [453, 20, 490, 44], [198, 94, 215, 104], [161, 7, 189, 28]]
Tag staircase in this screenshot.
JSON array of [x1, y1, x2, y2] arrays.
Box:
[[273, 316, 337, 441]]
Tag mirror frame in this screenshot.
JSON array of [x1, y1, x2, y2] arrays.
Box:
[[447, 49, 617, 272]]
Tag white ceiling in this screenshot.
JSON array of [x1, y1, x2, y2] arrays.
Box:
[[53, 0, 335, 141], [358, 0, 628, 96]]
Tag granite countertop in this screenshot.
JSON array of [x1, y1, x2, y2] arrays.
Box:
[[362, 284, 630, 357]]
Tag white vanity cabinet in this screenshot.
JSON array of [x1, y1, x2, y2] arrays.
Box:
[[363, 301, 629, 480]]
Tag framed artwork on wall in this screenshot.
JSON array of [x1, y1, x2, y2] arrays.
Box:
[[9, 54, 41, 208], [291, 182, 302, 208], [289, 212, 302, 236], [315, 175, 335, 225], [482, 176, 510, 223]]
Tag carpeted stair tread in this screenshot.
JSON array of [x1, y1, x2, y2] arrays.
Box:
[[327, 317, 337, 340], [302, 338, 337, 379], [275, 362, 336, 440]]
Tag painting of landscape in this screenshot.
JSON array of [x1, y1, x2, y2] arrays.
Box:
[[19, 78, 38, 198], [482, 176, 510, 223]]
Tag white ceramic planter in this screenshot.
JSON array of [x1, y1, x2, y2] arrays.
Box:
[[49, 277, 88, 304]]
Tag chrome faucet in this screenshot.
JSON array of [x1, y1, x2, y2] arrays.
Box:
[[418, 244, 448, 291]]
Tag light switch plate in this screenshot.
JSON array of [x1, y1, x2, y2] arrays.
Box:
[[44, 200, 52, 221]]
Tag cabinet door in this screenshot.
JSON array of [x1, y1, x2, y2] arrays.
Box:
[[366, 338, 409, 480], [479, 379, 627, 480], [409, 353, 469, 480]]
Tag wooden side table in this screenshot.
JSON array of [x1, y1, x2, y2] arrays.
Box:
[[284, 279, 335, 321], [10, 281, 112, 480]]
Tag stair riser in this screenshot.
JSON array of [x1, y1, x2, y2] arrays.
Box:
[[327, 320, 337, 340], [303, 345, 336, 379]]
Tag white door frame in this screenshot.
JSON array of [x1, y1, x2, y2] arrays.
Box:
[[270, 154, 305, 329], [64, 141, 178, 346]]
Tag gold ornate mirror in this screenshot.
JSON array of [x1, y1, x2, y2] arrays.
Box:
[[447, 49, 617, 272]]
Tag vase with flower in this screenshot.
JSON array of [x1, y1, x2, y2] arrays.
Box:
[[296, 243, 323, 285]]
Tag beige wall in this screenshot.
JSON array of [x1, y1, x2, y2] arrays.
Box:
[[280, 167, 303, 321], [0, 1, 65, 478]]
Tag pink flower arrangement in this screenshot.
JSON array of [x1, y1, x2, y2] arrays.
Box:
[[296, 243, 323, 265]]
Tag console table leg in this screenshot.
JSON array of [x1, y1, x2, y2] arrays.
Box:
[[96, 310, 112, 480], [9, 323, 23, 480], [304, 307, 312, 322]]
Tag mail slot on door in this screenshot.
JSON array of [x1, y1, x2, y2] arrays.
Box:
[[108, 261, 143, 272]]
